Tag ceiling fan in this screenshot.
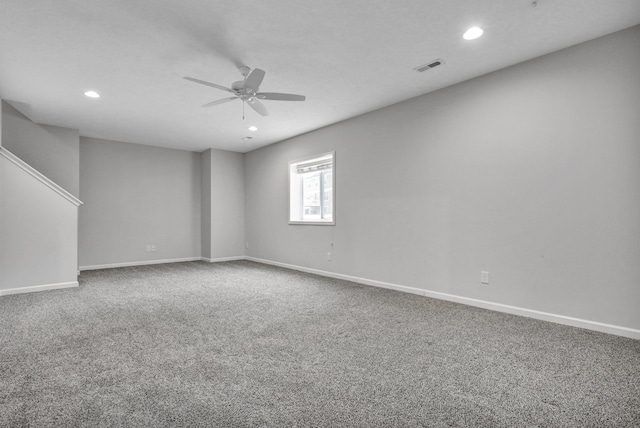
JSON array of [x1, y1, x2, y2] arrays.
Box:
[[184, 66, 305, 117]]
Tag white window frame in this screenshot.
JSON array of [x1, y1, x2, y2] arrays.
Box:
[[288, 151, 335, 226]]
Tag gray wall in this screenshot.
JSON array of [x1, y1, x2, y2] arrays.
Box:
[[244, 26, 640, 330], [1, 101, 80, 197], [201, 148, 245, 260], [1, 150, 79, 291], [79, 137, 201, 267]]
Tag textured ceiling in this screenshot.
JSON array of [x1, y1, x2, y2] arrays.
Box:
[[1, 1, 639, 153]]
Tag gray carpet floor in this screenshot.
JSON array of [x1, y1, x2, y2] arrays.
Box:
[[1, 260, 639, 427]]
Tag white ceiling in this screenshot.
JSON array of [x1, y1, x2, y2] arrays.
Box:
[[1, 1, 639, 153]]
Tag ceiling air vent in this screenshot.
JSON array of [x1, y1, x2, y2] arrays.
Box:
[[414, 59, 443, 72]]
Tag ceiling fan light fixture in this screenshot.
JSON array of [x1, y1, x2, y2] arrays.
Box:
[[463, 27, 484, 40], [84, 90, 100, 98], [248, 126, 258, 132]]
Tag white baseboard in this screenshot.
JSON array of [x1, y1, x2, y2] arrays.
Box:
[[0, 281, 78, 297], [246, 257, 640, 340], [245, 257, 425, 296], [418, 290, 640, 340], [202, 256, 246, 263], [80, 257, 203, 271]]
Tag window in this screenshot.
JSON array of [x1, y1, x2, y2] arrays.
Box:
[[289, 152, 335, 225]]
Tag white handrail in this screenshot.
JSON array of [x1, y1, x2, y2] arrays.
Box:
[[0, 146, 83, 207]]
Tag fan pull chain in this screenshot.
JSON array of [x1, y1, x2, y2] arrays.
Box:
[[242, 101, 245, 120]]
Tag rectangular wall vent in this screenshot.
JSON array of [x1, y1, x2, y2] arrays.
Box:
[[414, 59, 443, 72]]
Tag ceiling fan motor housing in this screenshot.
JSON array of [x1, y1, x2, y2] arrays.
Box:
[[238, 66, 251, 77], [231, 81, 246, 91]]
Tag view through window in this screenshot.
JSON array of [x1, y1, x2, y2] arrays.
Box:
[[289, 152, 335, 225]]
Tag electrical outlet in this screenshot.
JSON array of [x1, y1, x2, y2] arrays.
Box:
[[146, 245, 151, 252], [327, 252, 332, 261], [151, 245, 156, 252], [481, 271, 490, 284]]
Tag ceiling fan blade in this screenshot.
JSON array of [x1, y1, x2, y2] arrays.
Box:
[[257, 92, 306, 101], [201, 97, 238, 108], [183, 77, 236, 94], [246, 98, 268, 116], [244, 68, 265, 92]]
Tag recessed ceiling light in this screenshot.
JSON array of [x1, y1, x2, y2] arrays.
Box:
[[84, 90, 100, 98], [248, 126, 258, 132], [241, 136, 253, 140], [463, 27, 484, 40]]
